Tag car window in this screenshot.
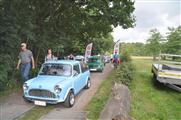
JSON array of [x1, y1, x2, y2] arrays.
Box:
[[39, 63, 72, 76], [88, 58, 99, 62], [73, 64, 80, 74]]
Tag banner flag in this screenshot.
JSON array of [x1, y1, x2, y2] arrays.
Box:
[[85, 43, 93, 62], [113, 42, 120, 54]]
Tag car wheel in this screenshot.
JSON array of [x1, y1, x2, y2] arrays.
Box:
[[100, 68, 103, 72], [84, 78, 91, 89], [64, 90, 75, 108]]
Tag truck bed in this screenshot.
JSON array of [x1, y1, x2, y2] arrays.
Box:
[[152, 64, 181, 85]]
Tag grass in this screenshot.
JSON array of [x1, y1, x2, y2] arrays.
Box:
[[85, 70, 115, 120], [18, 106, 53, 120], [130, 59, 181, 120]]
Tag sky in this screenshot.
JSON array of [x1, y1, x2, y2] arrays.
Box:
[[111, 0, 181, 43]]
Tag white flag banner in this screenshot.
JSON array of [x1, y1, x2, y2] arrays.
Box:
[[113, 42, 120, 54], [85, 43, 93, 62]]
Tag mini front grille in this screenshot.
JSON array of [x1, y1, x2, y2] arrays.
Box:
[[29, 89, 56, 98]]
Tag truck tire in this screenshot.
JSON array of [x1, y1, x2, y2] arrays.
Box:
[[64, 90, 75, 108]]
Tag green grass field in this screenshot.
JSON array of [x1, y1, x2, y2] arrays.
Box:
[[130, 59, 181, 120]]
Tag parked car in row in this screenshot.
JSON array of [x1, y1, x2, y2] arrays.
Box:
[[87, 55, 105, 72], [23, 60, 91, 107], [75, 55, 84, 61]]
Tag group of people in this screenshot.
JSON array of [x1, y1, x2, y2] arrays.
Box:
[[16, 43, 75, 82], [17, 42, 120, 82], [45, 49, 75, 61]]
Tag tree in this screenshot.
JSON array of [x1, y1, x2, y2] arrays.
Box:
[[164, 26, 181, 54], [0, 0, 135, 91], [146, 29, 162, 60]]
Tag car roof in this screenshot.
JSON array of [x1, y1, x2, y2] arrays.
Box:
[[44, 60, 80, 65]]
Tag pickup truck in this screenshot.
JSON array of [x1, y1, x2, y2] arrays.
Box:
[[23, 60, 91, 107], [152, 54, 181, 92]]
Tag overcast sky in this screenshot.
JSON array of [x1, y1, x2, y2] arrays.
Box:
[[111, 0, 181, 43]]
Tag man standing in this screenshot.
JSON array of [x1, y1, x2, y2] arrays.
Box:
[[113, 51, 119, 63], [16, 43, 35, 82]]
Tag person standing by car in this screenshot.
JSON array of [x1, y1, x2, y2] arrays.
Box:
[[69, 53, 74, 60], [16, 43, 35, 82], [45, 48, 54, 61]]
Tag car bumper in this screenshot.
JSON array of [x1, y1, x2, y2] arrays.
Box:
[[23, 94, 64, 104], [90, 67, 102, 72]]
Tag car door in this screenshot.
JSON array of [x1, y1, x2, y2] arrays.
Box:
[[73, 64, 82, 94], [80, 62, 89, 86]]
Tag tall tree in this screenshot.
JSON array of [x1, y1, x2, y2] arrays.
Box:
[[164, 26, 181, 54], [146, 29, 162, 60]]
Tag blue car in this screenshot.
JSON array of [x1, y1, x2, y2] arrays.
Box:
[[23, 60, 90, 107]]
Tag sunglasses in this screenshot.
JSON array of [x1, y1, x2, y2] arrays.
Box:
[[21, 45, 24, 47]]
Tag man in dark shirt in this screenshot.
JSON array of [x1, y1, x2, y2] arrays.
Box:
[[16, 43, 35, 82]]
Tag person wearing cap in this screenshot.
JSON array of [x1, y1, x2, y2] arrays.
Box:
[[16, 43, 35, 82]]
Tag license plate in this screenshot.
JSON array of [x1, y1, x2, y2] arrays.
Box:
[[34, 100, 46, 106], [90, 69, 97, 71]]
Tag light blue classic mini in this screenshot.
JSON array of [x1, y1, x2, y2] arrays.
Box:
[[23, 60, 91, 107]]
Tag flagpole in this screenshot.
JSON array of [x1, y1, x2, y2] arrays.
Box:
[[113, 39, 120, 54]]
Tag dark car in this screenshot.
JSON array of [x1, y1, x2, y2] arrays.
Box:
[[87, 56, 104, 72]]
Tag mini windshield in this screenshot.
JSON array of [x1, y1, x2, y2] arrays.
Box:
[[39, 63, 72, 76]]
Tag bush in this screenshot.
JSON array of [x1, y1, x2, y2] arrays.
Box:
[[115, 62, 135, 86], [120, 50, 131, 63], [0, 54, 15, 91]]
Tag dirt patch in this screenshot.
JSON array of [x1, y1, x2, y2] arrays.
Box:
[[131, 56, 154, 60]]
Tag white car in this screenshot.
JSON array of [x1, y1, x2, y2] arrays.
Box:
[[75, 55, 84, 61]]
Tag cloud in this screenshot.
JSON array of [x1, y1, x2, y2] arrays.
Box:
[[112, 0, 181, 43]]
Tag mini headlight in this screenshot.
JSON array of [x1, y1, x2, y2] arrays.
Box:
[[23, 83, 29, 90], [54, 85, 61, 93]]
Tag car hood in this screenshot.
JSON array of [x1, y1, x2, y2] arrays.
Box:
[[27, 75, 68, 90]]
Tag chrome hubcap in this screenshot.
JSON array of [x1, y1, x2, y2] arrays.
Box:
[[88, 80, 91, 87], [70, 94, 75, 105]]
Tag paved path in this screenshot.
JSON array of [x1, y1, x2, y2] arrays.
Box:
[[0, 92, 34, 120]]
